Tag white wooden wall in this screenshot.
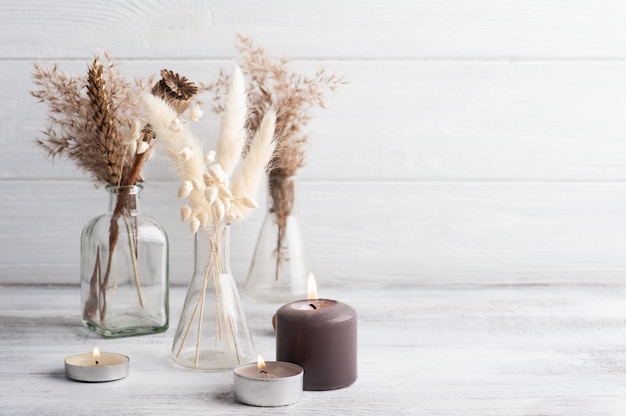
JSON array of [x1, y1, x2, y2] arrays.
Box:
[[3, 0, 626, 286]]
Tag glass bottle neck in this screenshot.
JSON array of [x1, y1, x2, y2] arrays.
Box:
[[106, 185, 142, 216], [268, 175, 298, 212], [194, 225, 231, 276]]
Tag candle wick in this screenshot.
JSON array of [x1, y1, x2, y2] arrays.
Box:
[[309, 303, 317, 310], [95, 361, 99, 366], [259, 370, 275, 379]]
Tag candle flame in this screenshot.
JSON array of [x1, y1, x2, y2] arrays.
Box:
[[93, 347, 100, 360], [307, 273, 318, 301], [257, 354, 267, 372], [256, 354, 274, 378]]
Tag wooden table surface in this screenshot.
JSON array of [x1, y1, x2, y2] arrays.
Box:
[[2, 284, 626, 415]]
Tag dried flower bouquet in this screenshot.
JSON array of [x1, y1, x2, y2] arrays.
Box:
[[32, 56, 190, 325], [207, 34, 343, 280], [144, 66, 275, 367]]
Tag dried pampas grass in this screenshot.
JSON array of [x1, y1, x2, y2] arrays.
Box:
[[205, 34, 344, 275], [206, 33, 344, 178], [32, 54, 153, 186]]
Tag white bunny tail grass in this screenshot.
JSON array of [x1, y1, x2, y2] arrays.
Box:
[[215, 66, 247, 177], [143, 95, 204, 183], [231, 109, 277, 220], [143, 94, 215, 230]]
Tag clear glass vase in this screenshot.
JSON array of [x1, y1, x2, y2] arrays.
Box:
[[81, 185, 169, 337], [244, 176, 314, 302], [171, 224, 255, 370]]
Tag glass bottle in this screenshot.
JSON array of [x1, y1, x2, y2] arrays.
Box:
[[171, 224, 255, 370], [81, 185, 169, 337], [244, 176, 314, 302]]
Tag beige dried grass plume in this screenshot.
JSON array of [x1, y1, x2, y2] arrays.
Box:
[[32, 54, 152, 186], [204, 34, 344, 277]]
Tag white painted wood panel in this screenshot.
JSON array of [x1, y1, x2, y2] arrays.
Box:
[[3, 0, 626, 286], [3, 180, 626, 286], [10, 60, 626, 182], [3, 284, 626, 415], [4, 0, 626, 59]]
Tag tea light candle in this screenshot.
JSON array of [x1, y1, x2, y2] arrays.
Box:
[[275, 274, 357, 391], [233, 355, 303, 407], [65, 347, 129, 382]]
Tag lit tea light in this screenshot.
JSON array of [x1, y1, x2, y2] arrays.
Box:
[[276, 274, 358, 391], [64, 347, 129, 382], [93, 347, 100, 364], [256, 355, 275, 378], [233, 354, 303, 407]]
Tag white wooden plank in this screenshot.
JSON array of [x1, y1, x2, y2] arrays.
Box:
[[4, 0, 626, 59], [2, 180, 626, 286], [3, 284, 626, 415], [5, 0, 626, 290], [10, 60, 626, 182]]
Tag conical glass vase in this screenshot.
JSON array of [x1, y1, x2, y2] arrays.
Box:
[[244, 176, 314, 302], [171, 224, 255, 371], [80, 185, 169, 337]]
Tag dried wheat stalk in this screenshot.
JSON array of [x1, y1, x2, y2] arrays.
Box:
[[86, 58, 123, 186]]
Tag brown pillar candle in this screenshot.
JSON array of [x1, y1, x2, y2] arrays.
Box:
[[276, 297, 357, 391]]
